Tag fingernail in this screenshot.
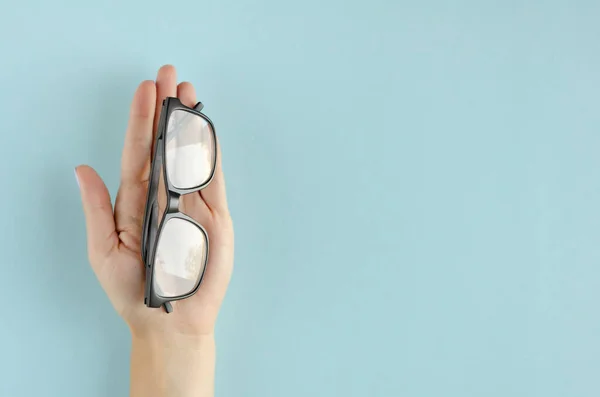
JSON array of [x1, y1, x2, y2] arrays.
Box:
[[74, 168, 80, 188]]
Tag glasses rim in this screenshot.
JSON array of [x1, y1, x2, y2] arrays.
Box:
[[141, 97, 215, 313], [165, 108, 217, 190], [162, 101, 217, 194]]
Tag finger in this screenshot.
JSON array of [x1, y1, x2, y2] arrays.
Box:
[[120, 80, 156, 184], [76, 165, 118, 265], [153, 65, 178, 143], [114, 81, 156, 252], [201, 140, 230, 216], [177, 81, 196, 107]]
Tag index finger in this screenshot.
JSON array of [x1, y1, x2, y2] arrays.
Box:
[[152, 65, 178, 144], [114, 80, 157, 251]]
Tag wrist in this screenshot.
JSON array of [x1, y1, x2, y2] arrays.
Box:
[[132, 328, 216, 350], [130, 332, 216, 397]]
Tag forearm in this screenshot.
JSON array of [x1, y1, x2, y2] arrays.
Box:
[[130, 333, 216, 397]]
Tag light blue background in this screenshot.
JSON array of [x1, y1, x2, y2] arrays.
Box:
[[1, 0, 599, 396]]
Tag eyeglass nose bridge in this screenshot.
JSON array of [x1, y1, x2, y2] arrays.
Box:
[[167, 191, 180, 214]]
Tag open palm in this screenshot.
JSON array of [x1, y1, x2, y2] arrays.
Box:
[[76, 65, 233, 337]]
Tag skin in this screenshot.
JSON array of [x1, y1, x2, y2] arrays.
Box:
[[75, 65, 234, 397]]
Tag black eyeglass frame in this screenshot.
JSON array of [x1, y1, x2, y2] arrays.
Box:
[[141, 97, 217, 313]]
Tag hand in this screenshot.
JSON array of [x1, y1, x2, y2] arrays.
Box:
[[75, 65, 234, 396]]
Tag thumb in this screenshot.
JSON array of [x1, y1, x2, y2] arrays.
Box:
[[75, 165, 118, 266]]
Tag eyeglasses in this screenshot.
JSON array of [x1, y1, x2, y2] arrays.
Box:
[[141, 97, 217, 313]]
